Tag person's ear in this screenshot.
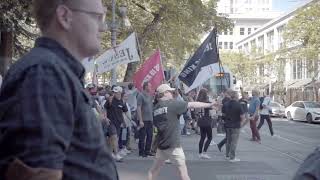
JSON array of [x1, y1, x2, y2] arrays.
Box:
[[56, 5, 73, 30]]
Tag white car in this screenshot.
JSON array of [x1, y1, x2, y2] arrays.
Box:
[[285, 101, 320, 123], [270, 101, 286, 118]]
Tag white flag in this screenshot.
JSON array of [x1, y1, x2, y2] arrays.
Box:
[[96, 33, 140, 74]]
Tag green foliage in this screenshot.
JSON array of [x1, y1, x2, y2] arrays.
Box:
[[219, 52, 257, 86], [0, 0, 38, 58], [283, 1, 320, 75], [1, 0, 232, 81]]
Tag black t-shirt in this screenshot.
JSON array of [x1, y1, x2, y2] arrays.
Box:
[[153, 99, 188, 150], [222, 100, 244, 128], [239, 98, 248, 113], [105, 98, 128, 128]]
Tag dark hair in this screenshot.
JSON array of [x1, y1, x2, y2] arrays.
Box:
[[128, 83, 134, 90], [143, 82, 149, 90], [197, 88, 209, 102]]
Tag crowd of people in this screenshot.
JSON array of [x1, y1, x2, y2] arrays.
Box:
[[83, 77, 281, 179]]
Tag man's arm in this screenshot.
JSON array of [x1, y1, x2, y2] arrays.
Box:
[[187, 101, 217, 109]]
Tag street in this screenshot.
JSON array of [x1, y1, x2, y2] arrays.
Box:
[[117, 118, 320, 180]]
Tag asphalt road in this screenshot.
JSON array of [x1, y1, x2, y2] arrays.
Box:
[[117, 118, 320, 180]]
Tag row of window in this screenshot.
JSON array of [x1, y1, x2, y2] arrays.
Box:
[[218, 42, 234, 50], [238, 25, 285, 54], [219, 27, 258, 36], [240, 27, 258, 35]]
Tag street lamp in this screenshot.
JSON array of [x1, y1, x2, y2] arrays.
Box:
[[110, 0, 131, 85]]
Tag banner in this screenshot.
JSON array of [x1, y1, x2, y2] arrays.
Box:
[[178, 29, 220, 93], [96, 33, 140, 74], [133, 50, 164, 93]]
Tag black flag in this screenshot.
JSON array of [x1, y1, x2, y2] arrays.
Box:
[[178, 29, 219, 91]]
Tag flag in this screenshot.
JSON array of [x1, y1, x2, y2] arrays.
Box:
[[178, 29, 220, 93], [96, 32, 140, 74], [133, 50, 164, 93]]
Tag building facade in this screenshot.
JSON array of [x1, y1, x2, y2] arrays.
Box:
[[236, 0, 318, 104], [216, 0, 282, 51]]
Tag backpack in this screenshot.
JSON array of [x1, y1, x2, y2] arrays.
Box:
[[259, 97, 265, 110]]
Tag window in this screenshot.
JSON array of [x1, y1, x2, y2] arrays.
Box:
[[218, 42, 222, 49], [229, 30, 233, 35], [277, 26, 284, 49], [296, 102, 305, 109], [254, 27, 258, 31], [224, 31, 228, 35], [224, 42, 228, 49], [258, 36, 264, 54], [292, 59, 297, 79], [240, 27, 245, 35], [270, 102, 280, 108], [297, 59, 302, 79], [267, 30, 274, 52], [229, 42, 233, 49], [248, 28, 252, 35]]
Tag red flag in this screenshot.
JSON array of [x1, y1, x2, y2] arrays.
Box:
[[133, 50, 164, 94]]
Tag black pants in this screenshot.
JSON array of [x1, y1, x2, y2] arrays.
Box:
[[218, 137, 226, 149], [139, 121, 153, 156], [199, 126, 212, 154], [258, 114, 274, 136]]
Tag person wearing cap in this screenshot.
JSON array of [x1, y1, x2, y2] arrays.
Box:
[[105, 86, 128, 162], [148, 84, 218, 180]]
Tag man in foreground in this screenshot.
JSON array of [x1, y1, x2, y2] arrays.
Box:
[[0, 0, 118, 179], [148, 84, 217, 180]]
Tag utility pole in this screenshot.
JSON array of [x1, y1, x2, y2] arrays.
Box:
[[110, 0, 117, 85]]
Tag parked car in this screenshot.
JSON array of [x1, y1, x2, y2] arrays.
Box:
[[270, 101, 286, 118], [285, 101, 320, 123]]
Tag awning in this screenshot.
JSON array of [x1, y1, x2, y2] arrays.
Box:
[[285, 78, 312, 89]]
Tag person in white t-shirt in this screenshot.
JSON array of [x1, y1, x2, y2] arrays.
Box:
[[258, 92, 274, 136]]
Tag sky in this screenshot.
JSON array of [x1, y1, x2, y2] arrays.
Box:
[[272, 0, 310, 12]]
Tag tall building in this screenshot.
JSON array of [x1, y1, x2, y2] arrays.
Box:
[[217, 0, 273, 14], [217, 0, 282, 51]]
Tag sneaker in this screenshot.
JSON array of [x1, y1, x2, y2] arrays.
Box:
[[225, 156, 230, 160], [229, 158, 240, 162], [124, 148, 132, 154], [201, 153, 211, 159], [165, 159, 172, 164], [186, 132, 191, 135], [114, 153, 123, 162], [119, 149, 127, 156], [210, 141, 217, 146]]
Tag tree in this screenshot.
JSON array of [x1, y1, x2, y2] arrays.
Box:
[[219, 52, 257, 89], [0, 0, 36, 76], [104, 0, 232, 81], [283, 1, 320, 101], [1, 0, 232, 83]]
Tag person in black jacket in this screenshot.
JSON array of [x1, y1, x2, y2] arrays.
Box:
[[0, 0, 118, 179], [217, 89, 231, 152], [223, 90, 245, 162]]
